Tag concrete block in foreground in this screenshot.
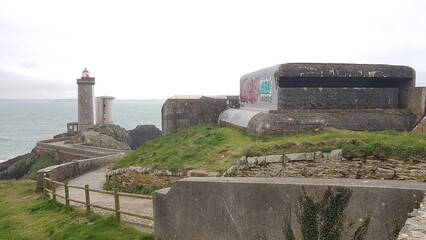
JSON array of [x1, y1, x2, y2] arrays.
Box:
[[154, 177, 426, 240]]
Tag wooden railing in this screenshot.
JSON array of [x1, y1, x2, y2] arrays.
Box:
[[42, 174, 153, 222]]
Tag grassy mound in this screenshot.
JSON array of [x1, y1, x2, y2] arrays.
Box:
[[113, 125, 426, 172], [0, 180, 153, 240]]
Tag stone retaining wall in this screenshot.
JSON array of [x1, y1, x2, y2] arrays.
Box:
[[36, 152, 126, 189], [225, 149, 426, 181]]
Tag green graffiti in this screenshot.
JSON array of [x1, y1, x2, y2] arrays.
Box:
[[259, 80, 272, 95]]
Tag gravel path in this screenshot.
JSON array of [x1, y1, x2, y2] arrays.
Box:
[[55, 166, 154, 232]]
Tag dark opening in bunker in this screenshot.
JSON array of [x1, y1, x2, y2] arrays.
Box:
[[278, 77, 412, 108]]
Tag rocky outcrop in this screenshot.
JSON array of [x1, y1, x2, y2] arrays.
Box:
[[0, 148, 58, 180], [92, 124, 133, 146], [74, 129, 131, 150], [73, 124, 162, 150], [128, 125, 162, 149]]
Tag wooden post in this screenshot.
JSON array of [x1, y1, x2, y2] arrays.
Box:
[[42, 173, 47, 195], [65, 182, 70, 207], [85, 184, 90, 213], [114, 189, 121, 222], [51, 178, 56, 202]]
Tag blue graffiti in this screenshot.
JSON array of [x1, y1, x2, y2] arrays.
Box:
[[259, 80, 272, 95]]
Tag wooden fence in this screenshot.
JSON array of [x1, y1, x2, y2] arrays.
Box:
[[42, 174, 154, 222]]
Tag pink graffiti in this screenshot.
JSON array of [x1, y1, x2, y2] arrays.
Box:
[[241, 78, 259, 103]]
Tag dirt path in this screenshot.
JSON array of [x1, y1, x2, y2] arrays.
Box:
[[55, 166, 154, 232]]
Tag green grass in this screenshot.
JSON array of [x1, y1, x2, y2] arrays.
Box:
[[113, 125, 426, 172], [24, 155, 59, 180], [0, 180, 153, 240]]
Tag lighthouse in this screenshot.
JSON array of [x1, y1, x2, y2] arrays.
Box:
[[77, 68, 95, 131]]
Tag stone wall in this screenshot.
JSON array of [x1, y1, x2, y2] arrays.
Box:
[[161, 95, 239, 135], [36, 140, 126, 162], [36, 153, 125, 189], [278, 88, 399, 109], [398, 192, 426, 240], [154, 177, 426, 240], [224, 150, 426, 181]]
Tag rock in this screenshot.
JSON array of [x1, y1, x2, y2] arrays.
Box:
[[247, 157, 257, 167], [324, 149, 343, 160], [265, 155, 283, 163], [128, 125, 162, 150], [375, 167, 396, 179], [74, 130, 131, 150], [284, 153, 307, 161], [92, 124, 132, 146]]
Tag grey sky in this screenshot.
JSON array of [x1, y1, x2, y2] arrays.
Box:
[[1, 0, 426, 99]]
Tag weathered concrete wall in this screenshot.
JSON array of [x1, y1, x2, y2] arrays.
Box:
[[154, 177, 426, 240], [412, 116, 426, 134], [278, 88, 399, 109], [398, 193, 426, 240], [36, 153, 125, 189], [408, 87, 426, 119], [161, 95, 239, 135], [247, 109, 417, 134]]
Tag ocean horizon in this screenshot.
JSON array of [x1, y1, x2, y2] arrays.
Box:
[[0, 99, 165, 162]]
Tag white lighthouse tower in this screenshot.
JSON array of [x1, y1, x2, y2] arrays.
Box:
[[77, 68, 95, 131]]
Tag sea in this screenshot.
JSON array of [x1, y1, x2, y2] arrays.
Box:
[[0, 99, 165, 162]]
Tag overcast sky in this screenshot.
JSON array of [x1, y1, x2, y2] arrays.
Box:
[[1, 0, 426, 99]]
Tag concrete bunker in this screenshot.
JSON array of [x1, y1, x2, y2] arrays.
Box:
[[220, 63, 424, 134]]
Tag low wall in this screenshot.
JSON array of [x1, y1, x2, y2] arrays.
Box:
[[398, 192, 426, 239], [219, 108, 417, 134], [36, 153, 125, 189], [224, 150, 426, 181], [36, 141, 108, 161], [154, 177, 426, 240]]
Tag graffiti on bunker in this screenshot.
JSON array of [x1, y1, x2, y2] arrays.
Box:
[[241, 77, 272, 103]]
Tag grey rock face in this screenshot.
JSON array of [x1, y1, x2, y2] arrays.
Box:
[[75, 125, 131, 150], [128, 125, 162, 150]]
